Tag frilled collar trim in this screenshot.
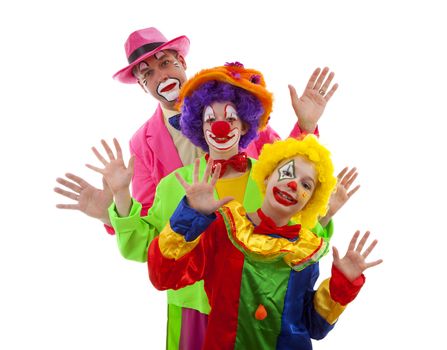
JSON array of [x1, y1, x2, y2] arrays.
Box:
[[218, 201, 329, 271]]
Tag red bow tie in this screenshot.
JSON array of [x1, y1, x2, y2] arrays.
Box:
[[253, 209, 301, 241], [205, 152, 248, 178]]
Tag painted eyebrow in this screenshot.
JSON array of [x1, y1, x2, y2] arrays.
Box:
[[224, 104, 238, 116], [203, 106, 216, 119], [154, 51, 167, 60], [134, 62, 151, 75]]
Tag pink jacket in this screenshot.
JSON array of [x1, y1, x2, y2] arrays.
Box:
[[105, 104, 306, 234]]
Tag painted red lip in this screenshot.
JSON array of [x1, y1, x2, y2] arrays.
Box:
[[273, 186, 298, 206], [161, 82, 177, 92], [211, 134, 235, 144]]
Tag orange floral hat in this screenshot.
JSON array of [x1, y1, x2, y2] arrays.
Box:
[[176, 62, 273, 130]]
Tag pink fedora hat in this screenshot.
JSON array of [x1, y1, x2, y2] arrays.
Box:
[[113, 27, 190, 84]]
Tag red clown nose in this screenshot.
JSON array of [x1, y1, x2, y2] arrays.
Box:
[[287, 181, 297, 191], [211, 121, 231, 137]]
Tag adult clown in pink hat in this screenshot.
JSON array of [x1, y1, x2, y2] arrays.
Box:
[[114, 27, 189, 87], [54, 26, 345, 350]]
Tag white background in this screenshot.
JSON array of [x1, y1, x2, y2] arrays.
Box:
[[1, 0, 446, 349]]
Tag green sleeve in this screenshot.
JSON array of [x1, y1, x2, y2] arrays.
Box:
[[108, 166, 194, 263], [312, 219, 334, 241], [109, 198, 157, 262]]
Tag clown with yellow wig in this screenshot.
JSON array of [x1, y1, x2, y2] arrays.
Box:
[[148, 135, 382, 350]]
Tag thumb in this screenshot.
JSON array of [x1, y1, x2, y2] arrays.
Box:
[[288, 84, 299, 103], [209, 196, 234, 214], [217, 196, 234, 208], [102, 177, 111, 191], [288, 84, 300, 116], [128, 156, 135, 175], [332, 246, 340, 264]]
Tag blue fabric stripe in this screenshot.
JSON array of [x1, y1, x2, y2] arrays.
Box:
[[169, 196, 216, 242], [277, 263, 334, 350], [267, 233, 298, 242]]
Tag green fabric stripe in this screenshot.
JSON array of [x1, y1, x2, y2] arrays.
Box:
[[291, 238, 329, 271], [242, 159, 263, 212], [312, 219, 334, 240], [234, 258, 291, 350], [167, 304, 182, 350], [167, 281, 210, 314]]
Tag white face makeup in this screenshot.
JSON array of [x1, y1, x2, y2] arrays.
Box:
[[137, 61, 149, 71], [203, 102, 244, 153], [277, 160, 296, 182], [157, 78, 181, 101], [154, 52, 165, 60]]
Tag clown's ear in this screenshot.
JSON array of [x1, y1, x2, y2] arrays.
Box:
[[264, 175, 270, 186], [177, 54, 187, 70], [241, 121, 249, 135]]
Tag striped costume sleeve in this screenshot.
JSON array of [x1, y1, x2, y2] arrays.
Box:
[[315, 264, 365, 322]]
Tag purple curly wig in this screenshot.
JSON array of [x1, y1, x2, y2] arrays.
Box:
[[180, 80, 264, 152]]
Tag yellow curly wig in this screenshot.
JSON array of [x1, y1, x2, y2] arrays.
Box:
[[251, 135, 337, 229]]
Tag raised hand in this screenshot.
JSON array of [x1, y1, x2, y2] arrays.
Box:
[[333, 231, 383, 282], [288, 67, 338, 133], [54, 173, 113, 224], [331, 166, 360, 213], [86, 138, 134, 196], [319, 166, 360, 227], [175, 158, 234, 215]]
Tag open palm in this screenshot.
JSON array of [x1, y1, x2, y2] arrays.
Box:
[[333, 231, 383, 282], [289, 67, 338, 132], [175, 158, 233, 215], [86, 138, 134, 195], [54, 174, 113, 223], [328, 167, 360, 216]]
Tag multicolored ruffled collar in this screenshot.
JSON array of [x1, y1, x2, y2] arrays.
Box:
[[218, 201, 329, 271]]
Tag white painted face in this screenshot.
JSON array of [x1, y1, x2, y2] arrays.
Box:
[[202, 102, 246, 154]]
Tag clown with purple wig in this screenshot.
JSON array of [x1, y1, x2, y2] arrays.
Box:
[[180, 77, 265, 152]]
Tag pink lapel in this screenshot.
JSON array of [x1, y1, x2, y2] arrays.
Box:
[[146, 105, 183, 175]]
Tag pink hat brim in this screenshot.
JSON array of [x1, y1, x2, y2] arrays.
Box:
[[113, 35, 190, 84]]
